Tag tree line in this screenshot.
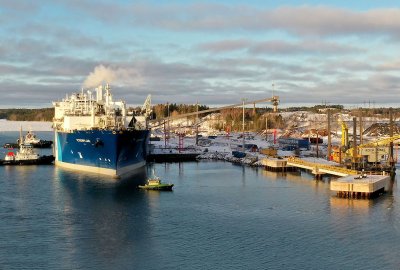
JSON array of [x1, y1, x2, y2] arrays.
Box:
[[211, 108, 284, 132], [2, 105, 398, 131], [150, 103, 209, 120], [0, 105, 292, 131], [150, 104, 283, 131], [0, 108, 54, 121]]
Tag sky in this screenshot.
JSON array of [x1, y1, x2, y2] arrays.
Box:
[[1, 0, 400, 108]]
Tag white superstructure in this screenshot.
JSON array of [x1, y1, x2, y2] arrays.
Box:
[[53, 84, 146, 132], [4, 144, 40, 161], [24, 130, 41, 144]]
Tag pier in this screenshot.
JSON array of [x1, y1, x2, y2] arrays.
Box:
[[261, 157, 296, 172], [330, 174, 390, 199], [287, 157, 358, 178]]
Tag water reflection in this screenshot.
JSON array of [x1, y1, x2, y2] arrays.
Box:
[[2, 158, 400, 269], [143, 189, 162, 209], [53, 167, 152, 266], [260, 169, 287, 180], [386, 178, 396, 195], [330, 196, 373, 212], [260, 169, 331, 189]]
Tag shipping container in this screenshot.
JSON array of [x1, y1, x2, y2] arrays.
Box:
[[278, 137, 309, 150]]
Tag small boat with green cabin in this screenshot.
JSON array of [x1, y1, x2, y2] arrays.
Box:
[[138, 170, 174, 191]]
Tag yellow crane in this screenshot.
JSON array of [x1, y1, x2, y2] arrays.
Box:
[[340, 121, 349, 150], [339, 117, 349, 150], [346, 134, 400, 158], [333, 117, 399, 165], [331, 117, 349, 163]]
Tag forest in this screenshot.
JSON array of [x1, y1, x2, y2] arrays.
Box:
[[1, 105, 399, 133], [0, 108, 54, 121]]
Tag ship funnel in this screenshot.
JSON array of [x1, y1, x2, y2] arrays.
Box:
[[97, 85, 103, 102]]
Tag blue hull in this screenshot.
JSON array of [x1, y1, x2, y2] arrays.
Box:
[[55, 129, 150, 177]]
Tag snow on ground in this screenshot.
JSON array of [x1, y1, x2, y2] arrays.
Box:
[[280, 111, 383, 134], [150, 132, 275, 153], [301, 157, 339, 165], [0, 119, 52, 131]]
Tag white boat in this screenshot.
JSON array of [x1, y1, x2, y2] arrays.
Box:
[[1, 127, 55, 165], [3, 129, 53, 149], [2, 144, 54, 165], [22, 130, 53, 148]]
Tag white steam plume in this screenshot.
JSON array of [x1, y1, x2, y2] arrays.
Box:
[[83, 64, 144, 89]]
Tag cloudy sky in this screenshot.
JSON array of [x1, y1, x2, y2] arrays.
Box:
[[1, 0, 400, 108]]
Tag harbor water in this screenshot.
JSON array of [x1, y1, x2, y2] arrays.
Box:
[[1, 132, 400, 269]]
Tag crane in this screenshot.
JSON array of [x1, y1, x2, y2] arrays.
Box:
[[149, 96, 280, 126], [338, 116, 349, 150], [333, 117, 400, 164], [346, 134, 400, 158], [141, 94, 152, 119]]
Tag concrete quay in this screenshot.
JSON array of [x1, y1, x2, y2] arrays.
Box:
[[330, 174, 390, 199], [261, 157, 297, 172]]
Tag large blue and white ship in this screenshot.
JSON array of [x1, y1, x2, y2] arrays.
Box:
[[52, 84, 150, 178]]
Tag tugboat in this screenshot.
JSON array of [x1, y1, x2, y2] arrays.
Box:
[[23, 130, 53, 148], [1, 144, 55, 165], [0, 129, 54, 165], [138, 170, 174, 191], [3, 129, 53, 149]]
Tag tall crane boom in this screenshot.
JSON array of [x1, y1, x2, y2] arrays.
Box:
[[149, 96, 279, 125], [141, 94, 152, 118]]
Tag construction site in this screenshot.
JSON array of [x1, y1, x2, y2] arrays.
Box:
[[149, 98, 396, 166], [145, 93, 400, 198]]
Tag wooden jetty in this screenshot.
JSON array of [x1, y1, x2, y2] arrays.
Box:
[[330, 174, 390, 199]]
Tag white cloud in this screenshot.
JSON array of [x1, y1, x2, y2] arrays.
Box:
[[1, 1, 400, 107], [199, 39, 363, 55], [82, 65, 144, 89], [113, 4, 400, 38]]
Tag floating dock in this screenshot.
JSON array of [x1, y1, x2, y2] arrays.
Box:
[[330, 174, 390, 199]]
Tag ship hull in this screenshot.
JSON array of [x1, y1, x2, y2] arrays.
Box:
[[3, 141, 53, 149], [54, 129, 150, 178], [32, 140, 53, 148], [0, 155, 55, 165]]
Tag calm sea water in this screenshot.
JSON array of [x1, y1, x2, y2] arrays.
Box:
[[1, 132, 400, 269]]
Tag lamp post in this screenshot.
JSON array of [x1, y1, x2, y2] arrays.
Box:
[[316, 129, 319, 158], [195, 102, 199, 146], [164, 102, 170, 148], [242, 98, 246, 150]]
